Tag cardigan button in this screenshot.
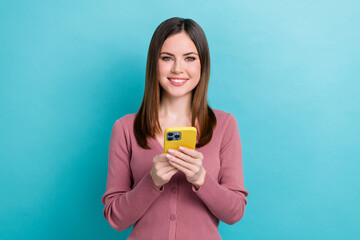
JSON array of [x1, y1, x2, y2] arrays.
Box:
[[170, 215, 176, 221], [172, 187, 177, 193]]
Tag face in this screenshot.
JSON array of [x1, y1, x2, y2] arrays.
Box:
[[157, 31, 201, 99]]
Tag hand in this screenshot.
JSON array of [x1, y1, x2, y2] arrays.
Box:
[[166, 146, 206, 189], [150, 153, 179, 190]]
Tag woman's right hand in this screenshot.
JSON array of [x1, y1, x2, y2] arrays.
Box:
[[150, 153, 179, 189]]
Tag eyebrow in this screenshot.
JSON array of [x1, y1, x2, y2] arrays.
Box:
[[160, 51, 198, 56]]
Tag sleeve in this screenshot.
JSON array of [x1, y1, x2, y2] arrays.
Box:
[[101, 119, 163, 231], [192, 113, 249, 225]]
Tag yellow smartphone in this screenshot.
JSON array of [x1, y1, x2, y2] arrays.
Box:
[[164, 127, 197, 153]]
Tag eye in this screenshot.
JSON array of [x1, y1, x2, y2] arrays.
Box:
[[186, 57, 196, 61], [161, 56, 172, 61]]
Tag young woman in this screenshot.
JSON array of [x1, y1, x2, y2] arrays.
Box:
[[102, 17, 249, 240]]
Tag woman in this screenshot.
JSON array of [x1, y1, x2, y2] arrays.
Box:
[[102, 17, 249, 240]]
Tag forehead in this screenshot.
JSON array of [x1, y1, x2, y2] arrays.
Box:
[[161, 32, 198, 54]]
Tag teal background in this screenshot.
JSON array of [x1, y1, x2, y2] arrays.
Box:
[[1, 0, 359, 239]]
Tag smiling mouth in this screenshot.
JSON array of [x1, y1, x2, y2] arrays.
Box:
[[168, 78, 188, 86], [168, 78, 188, 82]]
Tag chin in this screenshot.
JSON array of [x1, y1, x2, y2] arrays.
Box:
[[164, 89, 192, 98]]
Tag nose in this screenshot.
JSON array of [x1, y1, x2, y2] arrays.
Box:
[[171, 59, 183, 73]]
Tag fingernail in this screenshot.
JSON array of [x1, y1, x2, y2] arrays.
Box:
[[179, 146, 184, 151], [168, 149, 174, 153], [166, 154, 172, 159]]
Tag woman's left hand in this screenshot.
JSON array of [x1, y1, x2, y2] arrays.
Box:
[[166, 146, 206, 189]]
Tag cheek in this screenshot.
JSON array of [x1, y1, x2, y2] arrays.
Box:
[[188, 62, 201, 78], [158, 61, 171, 76]]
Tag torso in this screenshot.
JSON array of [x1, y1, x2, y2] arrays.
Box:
[[155, 134, 165, 149], [108, 109, 237, 239]]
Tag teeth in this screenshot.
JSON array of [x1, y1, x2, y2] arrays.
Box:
[[169, 78, 186, 83]]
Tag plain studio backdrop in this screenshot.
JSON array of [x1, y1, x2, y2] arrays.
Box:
[[0, 0, 359, 239]]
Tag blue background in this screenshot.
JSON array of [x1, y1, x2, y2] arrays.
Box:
[[1, 0, 359, 239]]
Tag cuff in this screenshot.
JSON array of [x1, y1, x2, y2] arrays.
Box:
[[144, 171, 164, 193], [192, 170, 211, 192]]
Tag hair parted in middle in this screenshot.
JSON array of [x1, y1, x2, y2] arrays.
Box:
[[134, 17, 216, 149]]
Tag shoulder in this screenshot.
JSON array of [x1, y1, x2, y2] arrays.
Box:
[[115, 113, 136, 126], [212, 109, 237, 125], [212, 109, 241, 149], [212, 109, 240, 141], [112, 113, 137, 134]]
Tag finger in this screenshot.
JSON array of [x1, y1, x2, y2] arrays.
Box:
[[167, 154, 197, 172], [163, 168, 178, 179], [168, 149, 196, 164], [178, 146, 203, 159], [156, 160, 177, 169], [158, 165, 178, 175], [155, 153, 172, 162], [168, 159, 193, 176]]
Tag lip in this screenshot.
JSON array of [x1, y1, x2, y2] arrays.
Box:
[[168, 77, 189, 80], [168, 77, 188, 87]]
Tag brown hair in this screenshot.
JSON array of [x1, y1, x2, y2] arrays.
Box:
[[134, 17, 216, 149]]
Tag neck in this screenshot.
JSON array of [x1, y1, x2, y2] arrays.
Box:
[[159, 92, 192, 120]]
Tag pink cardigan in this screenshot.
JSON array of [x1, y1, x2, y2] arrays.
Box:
[[102, 109, 249, 240]]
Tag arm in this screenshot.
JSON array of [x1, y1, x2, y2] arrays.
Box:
[[101, 120, 163, 231], [193, 113, 249, 225]]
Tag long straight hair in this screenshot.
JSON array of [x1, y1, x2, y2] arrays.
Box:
[[134, 17, 216, 149]]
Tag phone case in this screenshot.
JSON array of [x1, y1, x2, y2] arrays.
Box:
[[164, 127, 197, 153]]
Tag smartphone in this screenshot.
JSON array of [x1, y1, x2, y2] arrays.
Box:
[[164, 127, 197, 153]]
